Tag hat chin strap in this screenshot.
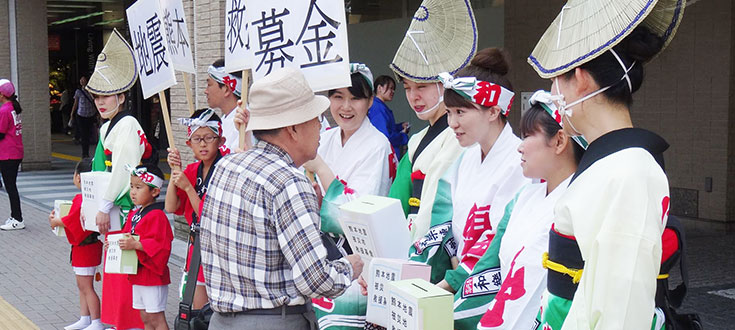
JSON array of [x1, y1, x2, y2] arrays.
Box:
[[416, 83, 444, 117]]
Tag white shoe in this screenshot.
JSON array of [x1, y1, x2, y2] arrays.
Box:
[[81, 320, 105, 330], [0, 217, 24, 230], [64, 318, 91, 330]]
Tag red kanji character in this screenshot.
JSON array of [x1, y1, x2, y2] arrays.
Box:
[[311, 297, 334, 312], [462, 203, 492, 256], [661, 196, 670, 224], [138, 130, 153, 159], [460, 230, 494, 270], [478, 246, 527, 328], [222, 76, 238, 92], [474, 82, 501, 107]]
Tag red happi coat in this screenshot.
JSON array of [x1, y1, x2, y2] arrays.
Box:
[[123, 203, 173, 286], [61, 194, 103, 267]]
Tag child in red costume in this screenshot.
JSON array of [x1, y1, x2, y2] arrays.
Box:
[[49, 158, 104, 330], [117, 164, 173, 330], [165, 108, 226, 309]]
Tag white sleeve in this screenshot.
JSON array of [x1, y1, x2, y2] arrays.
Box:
[[103, 118, 145, 202]]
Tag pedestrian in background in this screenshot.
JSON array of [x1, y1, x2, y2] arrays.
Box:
[[72, 75, 96, 158], [0, 78, 24, 231]]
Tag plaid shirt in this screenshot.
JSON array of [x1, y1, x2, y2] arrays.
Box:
[[200, 140, 353, 313]]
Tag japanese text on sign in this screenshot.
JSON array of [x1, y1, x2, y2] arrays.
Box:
[[160, 0, 195, 73], [127, 0, 177, 99]]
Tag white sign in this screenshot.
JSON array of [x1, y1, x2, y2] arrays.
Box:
[[127, 0, 177, 99], [105, 233, 140, 274], [247, 0, 350, 92], [52, 200, 73, 237], [366, 258, 431, 327], [224, 0, 253, 72], [160, 0, 195, 73], [81, 172, 122, 233]]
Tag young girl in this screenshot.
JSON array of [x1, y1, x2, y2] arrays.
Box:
[[432, 48, 529, 329], [118, 165, 172, 330], [473, 92, 582, 330], [0, 78, 24, 231], [165, 108, 226, 310], [86, 28, 149, 330], [527, 1, 684, 327], [303, 63, 395, 330], [49, 158, 104, 330]]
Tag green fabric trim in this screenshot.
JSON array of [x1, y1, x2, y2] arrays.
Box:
[[320, 179, 348, 235], [388, 153, 413, 216]]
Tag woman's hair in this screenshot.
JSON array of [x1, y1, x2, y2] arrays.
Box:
[[374, 75, 396, 93], [444, 48, 513, 119], [191, 108, 221, 122], [520, 104, 584, 164], [8, 94, 22, 114], [75, 157, 93, 175], [564, 25, 663, 107], [328, 72, 373, 99]]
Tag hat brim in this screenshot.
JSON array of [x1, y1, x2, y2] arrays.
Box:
[[87, 28, 138, 95], [528, 0, 685, 79], [246, 95, 330, 131]]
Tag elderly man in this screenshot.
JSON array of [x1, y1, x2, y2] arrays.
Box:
[[200, 67, 363, 329]]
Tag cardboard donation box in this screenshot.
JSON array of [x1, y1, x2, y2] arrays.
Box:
[[337, 195, 410, 276], [81, 172, 121, 232], [366, 258, 432, 327], [52, 200, 73, 237], [387, 278, 453, 330], [105, 233, 139, 274]]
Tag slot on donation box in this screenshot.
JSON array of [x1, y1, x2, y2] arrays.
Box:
[[338, 195, 410, 277], [388, 278, 453, 330], [366, 258, 432, 327]]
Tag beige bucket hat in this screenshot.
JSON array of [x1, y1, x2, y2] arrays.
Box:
[[528, 0, 686, 79], [86, 28, 138, 95], [390, 0, 478, 83], [246, 67, 329, 131]]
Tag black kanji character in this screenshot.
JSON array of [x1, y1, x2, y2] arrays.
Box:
[[133, 25, 153, 76], [253, 8, 294, 74], [295, 0, 343, 68], [226, 0, 248, 54], [146, 14, 168, 72]]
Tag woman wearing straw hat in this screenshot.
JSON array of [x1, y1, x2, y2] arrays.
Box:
[[387, 0, 476, 286], [87, 28, 151, 330], [303, 63, 396, 330], [527, 0, 685, 329], [0, 79, 24, 231]]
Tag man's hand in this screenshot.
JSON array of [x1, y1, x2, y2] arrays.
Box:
[[96, 211, 111, 235], [357, 275, 368, 296], [344, 254, 364, 281], [234, 100, 250, 131]]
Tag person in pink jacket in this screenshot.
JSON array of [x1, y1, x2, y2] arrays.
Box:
[[0, 79, 24, 231]]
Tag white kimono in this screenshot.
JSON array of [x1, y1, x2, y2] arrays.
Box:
[[551, 148, 668, 330], [98, 116, 146, 203], [479, 177, 571, 330], [317, 118, 394, 197], [447, 123, 530, 273]]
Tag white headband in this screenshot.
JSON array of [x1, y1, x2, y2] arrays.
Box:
[[125, 164, 164, 189], [349, 63, 374, 91], [208, 65, 242, 97], [178, 108, 223, 140], [438, 72, 515, 116]]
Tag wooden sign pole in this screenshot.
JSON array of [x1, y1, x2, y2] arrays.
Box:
[[158, 90, 179, 171], [182, 72, 195, 116], [238, 69, 251, 150]]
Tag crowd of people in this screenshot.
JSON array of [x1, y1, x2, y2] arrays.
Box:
[[0, 0, 691, 329]]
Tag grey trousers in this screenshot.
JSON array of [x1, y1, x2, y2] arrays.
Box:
[[209, 307, 318, 330]]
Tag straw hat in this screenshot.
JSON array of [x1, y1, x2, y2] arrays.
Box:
[[390, 0, 478, 83], [246, 67, 329, 131], [528, 0, 686, 79], [86, 28, 138, 95]]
